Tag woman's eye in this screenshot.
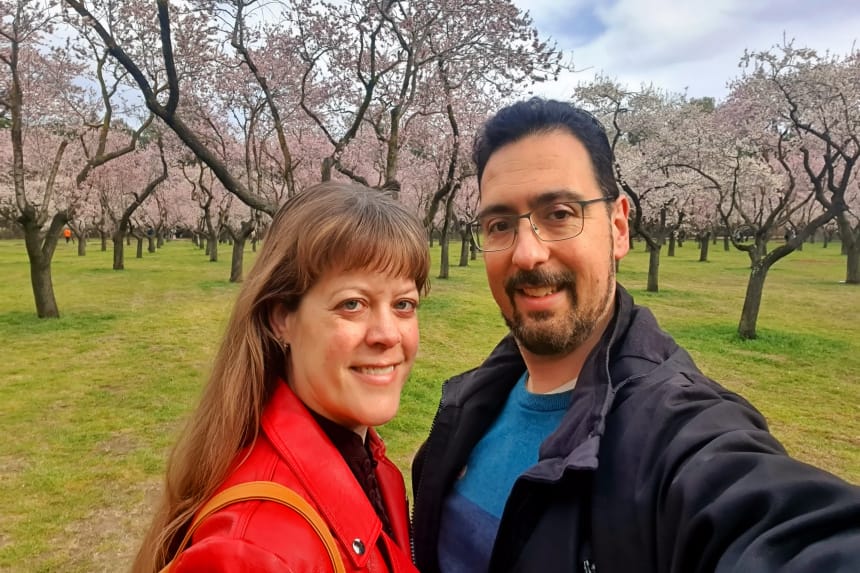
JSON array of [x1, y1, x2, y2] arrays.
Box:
[[395, 299, 417, 312], [340, 299, 363, 311]]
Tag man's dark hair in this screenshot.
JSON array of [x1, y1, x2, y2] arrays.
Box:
[[472, 97, 620, 200]]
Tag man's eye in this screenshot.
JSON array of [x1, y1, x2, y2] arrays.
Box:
[[486, 218, 513, 234], [542, 205, 578, 224]]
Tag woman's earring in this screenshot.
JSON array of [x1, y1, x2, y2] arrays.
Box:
[[281, 339, 290, 352]]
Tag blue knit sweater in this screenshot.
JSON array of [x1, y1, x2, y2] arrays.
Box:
[[437, 372, 572, 573]]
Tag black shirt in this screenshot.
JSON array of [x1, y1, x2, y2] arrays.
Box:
[[310, 410, 394, 537]]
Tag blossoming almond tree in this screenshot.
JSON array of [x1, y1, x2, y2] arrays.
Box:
[[741, 41, 860, 284], [64, 0, 279, 214], [2, 0, 85, 317], [576, 78, 711, 291], [664, 91, 836, 339]]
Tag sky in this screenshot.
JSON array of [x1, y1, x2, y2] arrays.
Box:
[[513, 0, 860, 102]]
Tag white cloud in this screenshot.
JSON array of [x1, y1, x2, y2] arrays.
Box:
[[515, 0, 860, 101]]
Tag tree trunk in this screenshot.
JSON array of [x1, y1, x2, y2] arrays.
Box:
[[147, 236, 156, 253], [100, 232, 108, 251], [439, 236, 450, 278], [29, 254, 58, 318], [77, 236, 87, 257], [738, 263, 769, 340], [438, 189, 457, 279], [113, 235, 125, 270], [699, 232, 710, 262], [209, 235, 218, 262], [23, 224, 60, 318], [847, 242, 859, 284], [837, 213, 859, 284], [647, 244, 661, 293], [668, 233, 676, 257], [230, 238, 246, 283], [136, 236, 144, 258], [458, 230, 469, 267], [724, 234, 730, 251], [157, 234, 165, 248]]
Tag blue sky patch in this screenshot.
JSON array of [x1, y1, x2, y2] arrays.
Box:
[[535, 2, 609, 47]]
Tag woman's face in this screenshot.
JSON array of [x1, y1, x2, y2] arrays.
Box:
[[277, 267, 420, 438]]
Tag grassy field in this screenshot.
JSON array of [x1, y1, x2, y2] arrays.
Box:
[[0, 237, 858, 572]]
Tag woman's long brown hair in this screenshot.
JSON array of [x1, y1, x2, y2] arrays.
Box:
[[132, 182, 429, 572]]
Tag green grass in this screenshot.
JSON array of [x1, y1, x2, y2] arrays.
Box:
[[0, 237, 857, 571]]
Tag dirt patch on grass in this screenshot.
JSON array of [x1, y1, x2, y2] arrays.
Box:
[[39, 478, 161, 573], [0, 455, 29, 477], [95, 433, 138, 457]]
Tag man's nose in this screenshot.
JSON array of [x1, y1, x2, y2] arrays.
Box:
[[510, 217, 550, 270]]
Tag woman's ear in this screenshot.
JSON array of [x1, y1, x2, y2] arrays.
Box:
[[269, 302, 292, 344]]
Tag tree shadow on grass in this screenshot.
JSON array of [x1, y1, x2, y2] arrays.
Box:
[[671, 322, 850, 363], [197, 279, 236, 292], [0, 311, 119, 334]]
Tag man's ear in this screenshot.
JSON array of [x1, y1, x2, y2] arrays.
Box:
[[269, 302, 292, 344], [611, 194, 631, 260]]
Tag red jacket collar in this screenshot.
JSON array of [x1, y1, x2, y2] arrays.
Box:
[[261, 380, 410, 566]]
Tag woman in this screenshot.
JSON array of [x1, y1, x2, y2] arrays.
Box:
[[133, 182, 429, 572]]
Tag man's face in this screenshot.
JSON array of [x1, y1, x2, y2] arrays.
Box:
[[478, 129, 630, 356]]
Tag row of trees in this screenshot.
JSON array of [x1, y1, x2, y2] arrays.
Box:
[[2, 1, 858, 338], [2, 0, 561, 316], [574, 42, 859, 337]]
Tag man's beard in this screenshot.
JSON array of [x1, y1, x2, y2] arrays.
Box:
[[503, 256, 615, 356]]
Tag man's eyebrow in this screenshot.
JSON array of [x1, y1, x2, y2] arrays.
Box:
[[528, 189, 585, 208], [478, 189, 586, 218], [476, 203, 515, 219]]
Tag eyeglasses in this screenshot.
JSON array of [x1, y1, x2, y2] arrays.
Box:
[[470, 197, 614, 252]]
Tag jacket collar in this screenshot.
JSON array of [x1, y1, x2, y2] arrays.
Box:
[[444, 285, 673, 482], [261, 380, 392, 569]]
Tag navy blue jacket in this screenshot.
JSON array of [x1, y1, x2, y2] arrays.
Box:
[[412, 286, 860, 572]]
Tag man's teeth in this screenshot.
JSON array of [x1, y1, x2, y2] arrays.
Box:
[[522, 286, 558, 297], [356, 365, 395, 375]]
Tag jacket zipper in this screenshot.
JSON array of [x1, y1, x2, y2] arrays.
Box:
[[410, 378, 450, 564]]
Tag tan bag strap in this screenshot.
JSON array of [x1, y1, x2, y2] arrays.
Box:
[[159, 480, 346, 573]]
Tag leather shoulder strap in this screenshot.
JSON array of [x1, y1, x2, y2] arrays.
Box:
[[160, 481, 346, 573]]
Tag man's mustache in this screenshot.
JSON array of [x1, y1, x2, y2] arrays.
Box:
[[505, 269, 576, 299]]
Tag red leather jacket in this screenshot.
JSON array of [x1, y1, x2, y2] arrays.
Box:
[[171, 381, 418, 572]]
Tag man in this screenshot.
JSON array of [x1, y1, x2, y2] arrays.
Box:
[[411, 98, 860, 573]]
